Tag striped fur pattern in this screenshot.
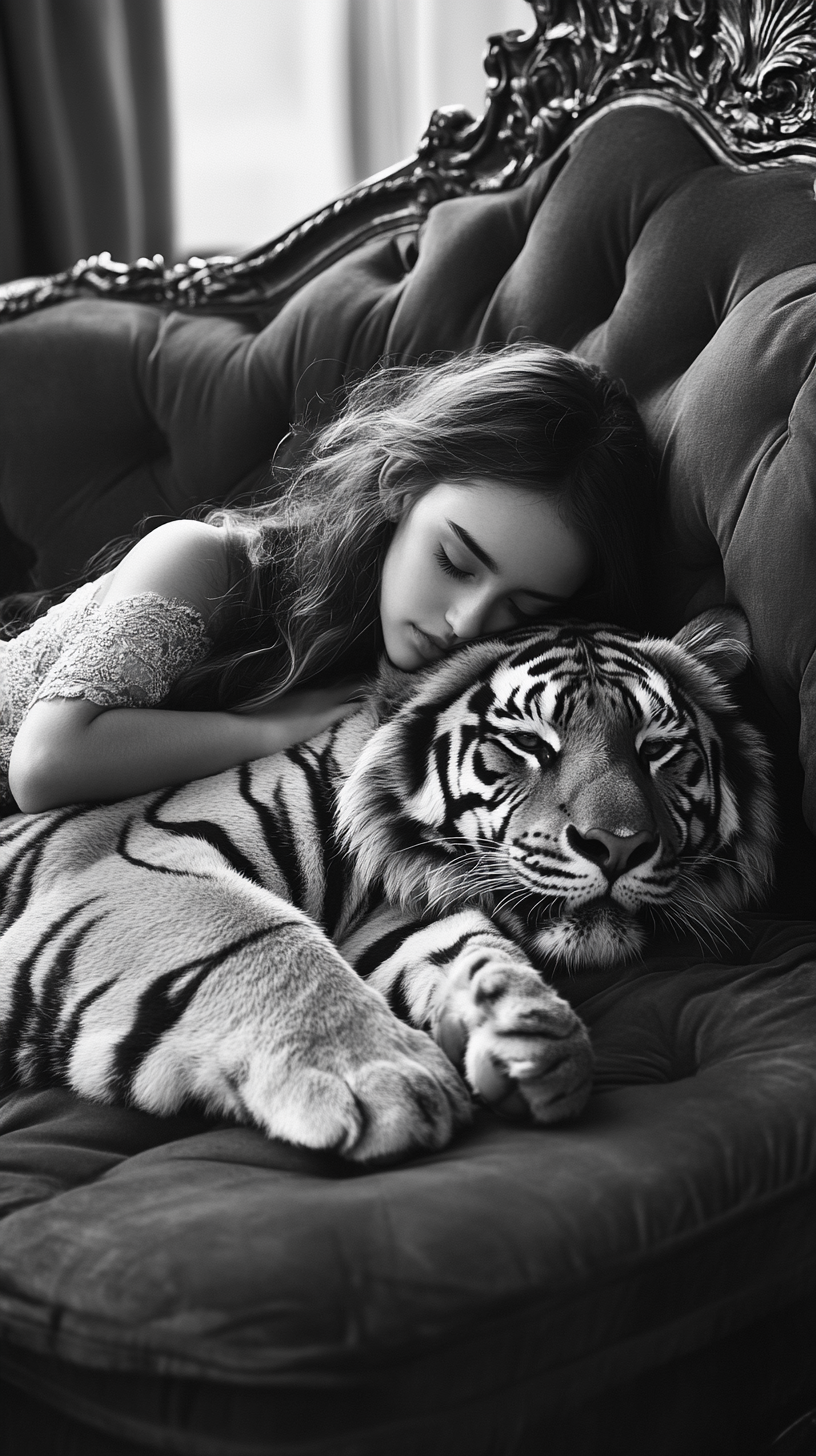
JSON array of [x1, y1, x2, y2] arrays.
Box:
[[0, 611, 774, 1161], [340, 607, 776, 975]]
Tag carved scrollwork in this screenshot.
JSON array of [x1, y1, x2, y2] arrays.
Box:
[[0, 170, 441, 321], [2, 0, 815, 323], [711, 0, 816, 139], [418, 0, 816, 192]]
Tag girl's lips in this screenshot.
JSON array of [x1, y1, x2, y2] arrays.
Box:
[[411, 624, 447, 659]]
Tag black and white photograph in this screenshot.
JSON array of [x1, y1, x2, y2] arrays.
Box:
[[0, 2, 815, 1453]]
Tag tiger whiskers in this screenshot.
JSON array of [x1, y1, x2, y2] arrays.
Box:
[[652, 883, 745, 956]]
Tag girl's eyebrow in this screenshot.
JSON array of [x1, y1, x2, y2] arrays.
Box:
[[446, 520, 570, 603], [447, 520, 497, 571]]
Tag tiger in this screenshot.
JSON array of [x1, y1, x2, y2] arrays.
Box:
[[0, 608, 775, 1163]]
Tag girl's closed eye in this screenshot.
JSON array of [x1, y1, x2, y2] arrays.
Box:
[[507, 599, 545, 624], [434, 545, 471, 580]]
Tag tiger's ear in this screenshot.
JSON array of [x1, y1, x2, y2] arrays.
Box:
[[671, 607, 752, 682]]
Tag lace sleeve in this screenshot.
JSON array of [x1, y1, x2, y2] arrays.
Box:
[[33, 593, 212, 709]]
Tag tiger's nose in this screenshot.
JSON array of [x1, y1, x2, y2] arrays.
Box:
[[569, 826, 659, 880]]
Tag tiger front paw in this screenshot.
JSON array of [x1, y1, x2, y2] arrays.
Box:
[[218, 941, 473, 1163], [133, 928, 473, 1165], [263, 1014, 473, 1164], [435, 950, 593, 1124]]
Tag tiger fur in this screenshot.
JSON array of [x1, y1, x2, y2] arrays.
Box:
[[0, 609, 775, 1162]]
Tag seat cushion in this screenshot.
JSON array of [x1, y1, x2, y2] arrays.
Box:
[[1, 915, 815, 1454]]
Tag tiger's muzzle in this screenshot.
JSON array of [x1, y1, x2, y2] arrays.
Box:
[[565, 825, 661, 882]]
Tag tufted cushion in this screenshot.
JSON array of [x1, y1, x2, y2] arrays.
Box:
[[0, 107, 814, 833], [1, 916, 816, 1455]]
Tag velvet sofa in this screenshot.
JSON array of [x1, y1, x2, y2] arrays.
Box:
[[1, 2, 816, 1452]]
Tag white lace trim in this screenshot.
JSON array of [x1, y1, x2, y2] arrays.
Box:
[[33, 593, 210, 709], [0, 588, 212, 803]]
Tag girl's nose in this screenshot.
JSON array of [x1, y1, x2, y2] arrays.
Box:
[[445, 592, 488, 642]]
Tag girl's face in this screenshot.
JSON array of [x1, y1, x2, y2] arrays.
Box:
[[379, 480, 591, 671]]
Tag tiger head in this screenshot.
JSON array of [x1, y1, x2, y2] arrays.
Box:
[[337, 609, 777, 971]]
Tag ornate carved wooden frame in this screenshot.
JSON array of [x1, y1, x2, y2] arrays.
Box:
[[2, 0, 815, 323]]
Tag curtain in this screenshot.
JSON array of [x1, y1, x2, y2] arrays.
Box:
[[0, 0, 172, 283], [346, 0, 531, 183], [347, 0, 421, 182]]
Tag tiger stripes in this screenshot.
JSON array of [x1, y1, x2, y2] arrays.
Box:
[[0, 611, 774, 1160]]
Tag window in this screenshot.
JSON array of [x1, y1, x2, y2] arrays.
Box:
[[165, 0, 530, 258]]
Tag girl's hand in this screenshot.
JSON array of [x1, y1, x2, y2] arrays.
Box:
[[243, 681, 366, 755]]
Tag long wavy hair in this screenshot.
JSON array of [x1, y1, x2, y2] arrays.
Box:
[[164, 344, 655, 711]]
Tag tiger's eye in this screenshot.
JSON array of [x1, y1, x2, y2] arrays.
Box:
[[514, 732, 541, 753], [639, 737, 670, 766], [513, 733, 556, 767]]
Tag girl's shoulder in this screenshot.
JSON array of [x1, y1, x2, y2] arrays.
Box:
[[96, 521, 232, 626]]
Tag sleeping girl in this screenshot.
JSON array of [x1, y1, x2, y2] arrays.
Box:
[[1, 343, 653, 813]]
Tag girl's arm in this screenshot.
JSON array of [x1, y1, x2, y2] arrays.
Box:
[[10, 689, 361, 812], [9, 521, 359, 812]]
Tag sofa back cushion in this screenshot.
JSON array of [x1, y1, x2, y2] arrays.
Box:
[[0, 105, 814, 829]]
